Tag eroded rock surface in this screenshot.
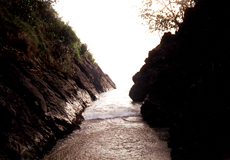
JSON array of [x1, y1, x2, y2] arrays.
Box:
[[0, 57, 115, 159]]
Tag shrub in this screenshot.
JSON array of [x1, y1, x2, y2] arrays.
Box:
[[72, 42, 82, 61], [0, 0, 99, 72], [80, 43, 88, 55]]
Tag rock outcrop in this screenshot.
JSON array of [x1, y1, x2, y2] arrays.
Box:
[[0, 1, 116, 159], [0, 56, 115, 159], [129, 0, 230, 159]]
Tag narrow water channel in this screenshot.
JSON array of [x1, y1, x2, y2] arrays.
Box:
[[43, 85, 171, 160]]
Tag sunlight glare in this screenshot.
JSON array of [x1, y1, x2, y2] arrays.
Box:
[[54, 0, 160, 87]]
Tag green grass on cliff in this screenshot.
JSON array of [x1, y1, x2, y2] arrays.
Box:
[[0, 0, 97, 74]]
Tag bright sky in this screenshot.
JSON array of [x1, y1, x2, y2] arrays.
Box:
[[53, 0, 160, 87]]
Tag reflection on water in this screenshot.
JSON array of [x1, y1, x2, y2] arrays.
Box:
[[43, 86, 171, 160]]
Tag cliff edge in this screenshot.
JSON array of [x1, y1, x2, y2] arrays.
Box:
[[0, 1, 116, 159], [129, 0, 230, 159]]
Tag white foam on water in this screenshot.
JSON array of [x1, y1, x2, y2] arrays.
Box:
[[83, 110, 141, 120], [82, 86, 142, 120]]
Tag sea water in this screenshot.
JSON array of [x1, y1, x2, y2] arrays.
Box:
[[43, 85, 171, 160]]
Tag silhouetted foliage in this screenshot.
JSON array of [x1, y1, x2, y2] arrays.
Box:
[[132, 0, 230, 159], [140, 0, 196, 33], [80, 43, 88, 55]]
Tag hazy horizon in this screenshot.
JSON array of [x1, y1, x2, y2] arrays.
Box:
[[53, 0, 160, 86]]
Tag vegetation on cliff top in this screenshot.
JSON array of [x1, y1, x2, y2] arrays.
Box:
[[0, 0, 98, 75], [131, 0, 230, 159], [139, 0, 198, 33]]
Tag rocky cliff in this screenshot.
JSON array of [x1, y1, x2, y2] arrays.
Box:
[[0, 56, 115, 160], [0, 1, 116, 159], [129, 0, 230, 159]]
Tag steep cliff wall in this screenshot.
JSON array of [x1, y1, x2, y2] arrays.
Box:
[[0, 56, 115, 160], [129, 0, 230, 159], [0, 1, 116, 159]]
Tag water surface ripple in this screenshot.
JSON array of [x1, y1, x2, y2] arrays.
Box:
[[44, 86, 171, 160]]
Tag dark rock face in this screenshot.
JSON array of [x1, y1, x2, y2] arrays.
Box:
[[129, 0, 230, 159], [75, 58, 116, 99], [0, 57, 115, 159]]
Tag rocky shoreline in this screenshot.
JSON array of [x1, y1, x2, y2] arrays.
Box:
[[129, 0, 230, 159], [0, 56, 116, 159], [0, 1, 116, 159]]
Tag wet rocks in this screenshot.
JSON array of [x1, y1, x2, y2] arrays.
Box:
[[0, 56, 116, 159]]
